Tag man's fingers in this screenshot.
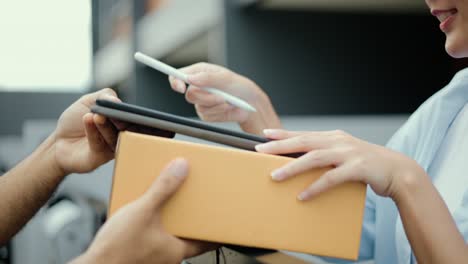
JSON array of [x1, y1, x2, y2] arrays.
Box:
[[101, 87, 118, 97], [143, 158, 189, 210], [83, 113, 108, 153], [109, 119, 130, 131], [127, 125, 175, 138], [181, 239, 219, 259], [93, 114, 118, 152], [97, 89, 120, 102], [81, 88, 119, 107]]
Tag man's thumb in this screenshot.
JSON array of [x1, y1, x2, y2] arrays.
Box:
[[144, 158, 189, 209]]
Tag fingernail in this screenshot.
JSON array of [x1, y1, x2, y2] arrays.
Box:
[[94, 114, 106, 125], [255, 144, 264, 152], [255, 143, 270, 152], [187, 73, 202, 84], [169, 158, 189, 179], [297, 192, 308, 201], [83, 113, 93, 123], [263, 129, 279, 136], [176, 82, 185, 93], [271, 169, 284, 181]]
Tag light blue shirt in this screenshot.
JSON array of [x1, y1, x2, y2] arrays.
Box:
[[381, 67, 468, 264], [288, 68, 468, 263]]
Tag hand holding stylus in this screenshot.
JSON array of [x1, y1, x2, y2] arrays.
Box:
[[134, 52, 281, 135], [166, 61, 282, 136], [135, 52, 256, 112]]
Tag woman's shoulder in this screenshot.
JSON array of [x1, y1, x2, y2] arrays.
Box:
[[386, 68, 468, 164], [453, 67, 468, 82], [411, 67, 468, 116]]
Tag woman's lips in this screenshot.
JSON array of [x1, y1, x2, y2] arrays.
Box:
[[431, 9, 458, 32]]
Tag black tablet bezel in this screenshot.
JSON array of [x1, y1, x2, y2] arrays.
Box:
[[95, 99, 269, 143]]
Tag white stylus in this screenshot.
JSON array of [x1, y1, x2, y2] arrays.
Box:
[[134, 52, 257, 112]]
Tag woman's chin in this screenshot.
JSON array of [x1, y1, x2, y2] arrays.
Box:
[[446, 45, 464, 58], [445, 36, 468, 58]]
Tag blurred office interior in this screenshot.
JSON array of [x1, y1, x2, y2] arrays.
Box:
[[0, 0, 466, 263]]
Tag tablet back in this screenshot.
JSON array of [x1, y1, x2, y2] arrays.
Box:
[[109, 132, 366, 260]]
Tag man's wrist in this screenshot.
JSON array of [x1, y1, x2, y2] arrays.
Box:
[[40, 132, 67, 180]]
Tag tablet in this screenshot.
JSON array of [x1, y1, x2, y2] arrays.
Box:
[[91, 99, 269, 151]]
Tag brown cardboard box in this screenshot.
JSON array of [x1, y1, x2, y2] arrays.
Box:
[[109, 132, 366, 260]]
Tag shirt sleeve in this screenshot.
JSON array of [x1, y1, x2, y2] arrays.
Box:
[[283, 186, 377, 263]]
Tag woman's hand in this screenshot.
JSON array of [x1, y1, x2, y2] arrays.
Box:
[[71, 158, 216, 264], [255, 129, 426, 201], [168, 63, 281, 135]]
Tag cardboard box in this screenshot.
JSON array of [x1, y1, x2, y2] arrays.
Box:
[[109, 132, 366, 260]]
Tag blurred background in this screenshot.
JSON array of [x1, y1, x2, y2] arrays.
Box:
[[0, 0, 467, 263]]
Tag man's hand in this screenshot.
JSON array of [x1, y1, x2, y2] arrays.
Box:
[[71, 158, 215, 264], [0, 88, 125, 244], [53, 88, 121, 174], [0, 88, 175, 244], [53, 88, 174, 174]]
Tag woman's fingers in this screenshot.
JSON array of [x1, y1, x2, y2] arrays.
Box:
[[271, 149, 343, 181], [195, 103, 236, 122], [298, 162, 358, 201], [258, 129, 368, 201], [168, 64, 198, 94], [169, 76, 187, 93], [185, 86, 225, 107], [262, 129, 307, 139], [256, 132, 331, 154], [168, 62, 221, 94], [257, 130, 351, 154], [259, 129, 362, 201], [187, 70, 231, 90]]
